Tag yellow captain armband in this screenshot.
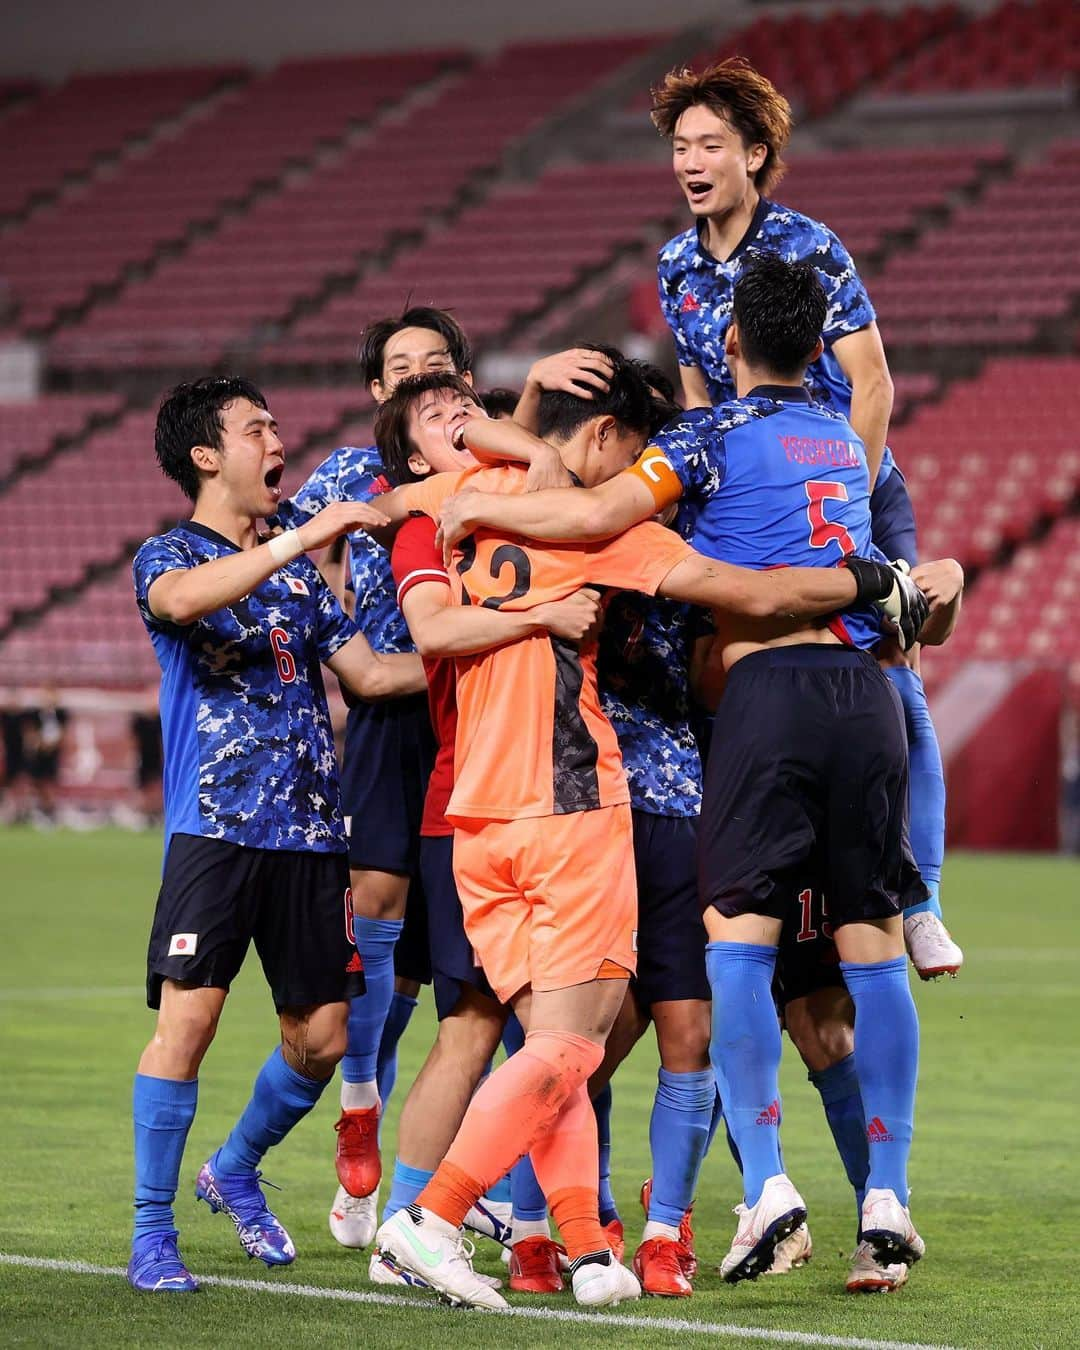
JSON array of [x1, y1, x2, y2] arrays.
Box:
[[624, 447, 684, 512]]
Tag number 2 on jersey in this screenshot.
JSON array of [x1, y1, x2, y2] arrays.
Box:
[[805, 480, 856, 556], [456, 539, 532, 609]]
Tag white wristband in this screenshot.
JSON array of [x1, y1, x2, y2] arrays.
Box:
[[267, 528, 303, 565]]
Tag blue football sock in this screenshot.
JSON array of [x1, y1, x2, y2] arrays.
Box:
[[510, 1153, 547, 1221], [375, 990, 418, 1109], [485, 1173, 512, 1205], [593, 1082, 619, 1224], [886, 666, 945, 919], [132, 1074, 198, 1240], [841, 957, 919, 1205], [706, 941, 783, 1208], [343, 917, 404, 1085], [647, 1067, 714, 1226], [809, 1053, 868, 1233], [216, 1047, 329, 1175], [383, 1159, 435, 1222]]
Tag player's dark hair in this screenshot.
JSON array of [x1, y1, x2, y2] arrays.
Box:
[[478, 387, 520, 418], [628, 358, 676, 405], [650, 58, 792, 195], [627, 358, 681, 435], [732, 255, 826, 378], [537, 344, 655, 444], [357, 305, 473, 387], [375, 371, 482, 486], [154, 375, 268, 502]]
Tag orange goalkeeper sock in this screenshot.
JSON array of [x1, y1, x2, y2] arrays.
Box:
[[417, 1030, 604, 1229], [531, 1083, 606, 1261]]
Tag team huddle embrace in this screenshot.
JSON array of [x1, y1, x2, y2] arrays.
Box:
[[125, 58, 964, 1311]]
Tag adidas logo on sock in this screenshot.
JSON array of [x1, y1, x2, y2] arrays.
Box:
[[755, 1099, 781, 1126], [867, 1116, 895, 1143]]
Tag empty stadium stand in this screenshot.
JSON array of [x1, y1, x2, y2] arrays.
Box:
[[0, 66, 242, 221], [41, 36, 655, 370], [3, 52, 462, 334], [878, 0, 1079, 94]]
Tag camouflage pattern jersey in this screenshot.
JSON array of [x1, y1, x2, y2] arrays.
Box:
[[133, 521, 355, 854], [657, 197, 896, 485]]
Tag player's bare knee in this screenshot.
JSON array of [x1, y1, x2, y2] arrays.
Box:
[[437, 994, 504, 1069], [279, 1002, 347, 1079], [654, 999, 711, 1072], [350, 867, 409, 921]]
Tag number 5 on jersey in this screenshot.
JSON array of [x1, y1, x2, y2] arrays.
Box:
[[806, 480, 856, 557]]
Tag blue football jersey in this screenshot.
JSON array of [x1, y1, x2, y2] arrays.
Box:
[[133, 521, 355, 854], [598, 590, 709, 819], [275, 444, 415, 654], [657, 198, 895, 485], [650, 389, 887, 651]]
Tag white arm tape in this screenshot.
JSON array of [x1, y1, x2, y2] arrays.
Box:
[[267, 529, 303, 565]]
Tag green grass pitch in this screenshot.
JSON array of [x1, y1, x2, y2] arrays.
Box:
[[0, 828, 1077, 1348]]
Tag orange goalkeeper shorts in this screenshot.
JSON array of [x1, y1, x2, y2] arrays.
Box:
[[451, 803, 637, 1004]]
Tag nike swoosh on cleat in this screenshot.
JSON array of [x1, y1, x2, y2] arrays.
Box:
[[395, 1225, 446, 1269]]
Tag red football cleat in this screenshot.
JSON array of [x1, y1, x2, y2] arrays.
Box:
[[640, 1178, 697, 1279], [633, 1237, 693, 1298], [603, 1217, 625, 1263], [334, 1107, 380, 1198], [509, 1236, 565, 1293]]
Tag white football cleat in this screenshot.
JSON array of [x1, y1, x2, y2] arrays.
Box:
[[570, 1250, 642, 1307], [464, 1196, 513, 1248], [764, 1221, 812, 1274], [846, 1239, 910, 1294], [374, 1208, 507, 1310], [904, 911, 963, 979], [860, 1188, 925, 1267], [720, 1174, 807, 1283], [369, 1243, 503, 1290], [328, 1183, 379, 1249]]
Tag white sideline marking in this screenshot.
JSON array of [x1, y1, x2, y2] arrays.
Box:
[[0, 1252, 956, 1350]]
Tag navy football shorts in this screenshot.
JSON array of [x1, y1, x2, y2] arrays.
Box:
[[773, 875, 846, 1008], [632, 811, 710, 1006], [421, 834, 496, 1020], [870, 465, 918, 569], [145, 833, 363, 1013], [393, 873, 432, 986], [698, 645, 912, 928], [341, 694, 435, 873]]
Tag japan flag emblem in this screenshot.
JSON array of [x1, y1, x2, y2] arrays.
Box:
[[285, 576, 310, 596], [168, 933, 198, 957]]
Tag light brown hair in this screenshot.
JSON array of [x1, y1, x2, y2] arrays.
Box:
[[650, 57, 792, 195]]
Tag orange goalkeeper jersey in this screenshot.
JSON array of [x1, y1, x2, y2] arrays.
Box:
[[402, 463, 693, 822]]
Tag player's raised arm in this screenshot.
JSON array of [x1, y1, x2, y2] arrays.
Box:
[[678, 364, 712, 410], [146, 501, 391, 626], [833, 324, 894, 487], [512, 348, 615, 435]]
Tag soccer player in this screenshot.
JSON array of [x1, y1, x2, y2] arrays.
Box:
[[373, 374, 602, 1295], [435, 258, 955, 1285], [650, 57, 960, 980], [364, 354, 924, 1309], [127, 376, 426, 1293]]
